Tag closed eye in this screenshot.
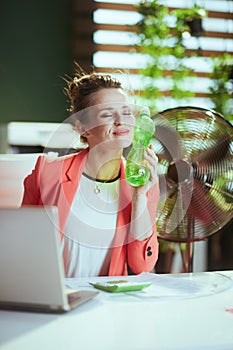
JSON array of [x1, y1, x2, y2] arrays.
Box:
[[98, 108, 133, 118], [99, 111, 114, 118]]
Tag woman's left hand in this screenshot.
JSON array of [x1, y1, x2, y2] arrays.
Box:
[[132, 144, 159, 196], [130, 144, 159, 240]]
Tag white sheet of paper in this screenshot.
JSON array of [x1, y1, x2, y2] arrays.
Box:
[[65, 272, 232, 300]]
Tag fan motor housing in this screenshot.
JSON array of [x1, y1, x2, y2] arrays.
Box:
[[167, 159, 193, 184]]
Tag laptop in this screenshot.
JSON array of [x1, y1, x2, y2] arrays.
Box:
[[0, 206, 98, 313]]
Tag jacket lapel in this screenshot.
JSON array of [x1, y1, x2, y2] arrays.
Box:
[[108, 161, 132, 275], [57, 149, 88, 234]]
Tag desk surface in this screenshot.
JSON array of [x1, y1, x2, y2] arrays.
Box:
[[1, 271, 233, 350]]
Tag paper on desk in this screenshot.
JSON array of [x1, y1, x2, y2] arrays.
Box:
[[65, 272, 232, 299]]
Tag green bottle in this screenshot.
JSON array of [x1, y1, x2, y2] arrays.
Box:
[[125, 107, 155, 187]]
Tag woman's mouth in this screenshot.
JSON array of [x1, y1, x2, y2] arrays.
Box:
[[113, 129, 130, 136]]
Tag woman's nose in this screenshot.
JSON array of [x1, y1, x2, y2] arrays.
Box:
[[114, 111, 123, 125]]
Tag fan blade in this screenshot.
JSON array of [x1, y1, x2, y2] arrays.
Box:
[[157, 179, 193, 240], [165, 182, 193, 234], [188, 178, 218, 225], [192, 135, 231, 166], [152, 116, 186, 162]]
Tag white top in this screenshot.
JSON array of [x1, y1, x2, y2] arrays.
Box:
[[61, 173, 120, 277]]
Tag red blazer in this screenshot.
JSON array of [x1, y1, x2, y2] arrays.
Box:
[[22, 148, 159, 276]]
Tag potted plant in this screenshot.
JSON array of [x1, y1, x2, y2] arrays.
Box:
[[209, 53, 233, 121], [173, 4, 207, 37]]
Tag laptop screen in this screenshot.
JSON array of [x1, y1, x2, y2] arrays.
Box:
[[0, 206, 68, 308]]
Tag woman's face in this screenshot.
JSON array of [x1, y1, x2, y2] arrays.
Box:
[[77, 88, 135, 150]]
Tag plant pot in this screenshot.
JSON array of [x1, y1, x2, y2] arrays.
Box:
[[229, 65, 233, 80], [186, 18, 204, 37]]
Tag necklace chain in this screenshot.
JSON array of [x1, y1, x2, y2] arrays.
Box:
[[82, 172, 120, 195]]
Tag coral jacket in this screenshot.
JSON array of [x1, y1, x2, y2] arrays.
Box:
[[22, 148, 159, 276]]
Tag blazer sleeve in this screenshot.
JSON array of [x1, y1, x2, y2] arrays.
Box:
[[127, 181, 160, 274], [21, 156, 43, 205]]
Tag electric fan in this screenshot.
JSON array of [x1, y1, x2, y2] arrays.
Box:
[[151, 106, 233, 272]]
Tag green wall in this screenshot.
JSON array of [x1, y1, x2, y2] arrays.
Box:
[[0, 0, 72, 123]]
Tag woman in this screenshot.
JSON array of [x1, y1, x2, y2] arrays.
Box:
[[22, 68, 160, 277]]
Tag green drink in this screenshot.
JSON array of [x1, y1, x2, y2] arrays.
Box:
[[125, 160, 151, 187], [125, 107, 155, 187]]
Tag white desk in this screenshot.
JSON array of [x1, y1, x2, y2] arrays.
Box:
[[0, 271, 233, 350]]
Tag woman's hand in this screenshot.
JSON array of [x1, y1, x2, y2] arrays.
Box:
[[130, 144, 159, 240], [131, 144, 159, 196]]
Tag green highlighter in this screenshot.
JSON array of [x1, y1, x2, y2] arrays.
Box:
[[90, 279, 151, 293]]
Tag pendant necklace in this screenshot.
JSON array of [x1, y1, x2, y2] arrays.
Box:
[[82, 172, 120, 195]]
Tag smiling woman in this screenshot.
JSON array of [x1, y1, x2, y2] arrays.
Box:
[[21, 65, 160, 278]]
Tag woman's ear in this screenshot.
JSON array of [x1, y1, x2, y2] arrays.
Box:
[[75, 119, 82, 134]]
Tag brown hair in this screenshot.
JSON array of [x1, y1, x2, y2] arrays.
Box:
[[65, 65, 124, 114], [64, 65, 126, 143]]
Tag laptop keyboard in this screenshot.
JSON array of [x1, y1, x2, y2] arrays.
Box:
[[67, 291, 81, 303]]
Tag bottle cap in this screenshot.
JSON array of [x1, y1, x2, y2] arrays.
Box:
[[140, 106, 150, 117]]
